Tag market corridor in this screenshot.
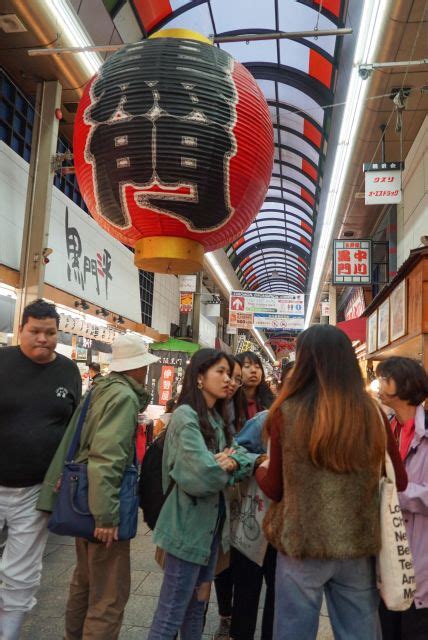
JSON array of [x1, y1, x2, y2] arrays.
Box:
[[17, 522, 334, 640]]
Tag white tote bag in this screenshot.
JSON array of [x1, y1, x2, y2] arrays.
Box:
[[376, 452, 416, 611], [230, 476, 269, 566]]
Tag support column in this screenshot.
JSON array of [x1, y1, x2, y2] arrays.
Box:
[[12, 80, 62, 342], [191, 272, 202, 344], [328, 285, 337, 326]]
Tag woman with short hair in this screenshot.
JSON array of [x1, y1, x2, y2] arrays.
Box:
[[377, 356, 428, 640]]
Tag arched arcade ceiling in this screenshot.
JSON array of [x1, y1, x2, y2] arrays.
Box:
[[135, 0, 348, 295]]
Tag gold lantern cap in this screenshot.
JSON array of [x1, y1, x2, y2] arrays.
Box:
[[135, 236, 204, 275]]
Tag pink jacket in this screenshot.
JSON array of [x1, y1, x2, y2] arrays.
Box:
[[399, 405, 428, 609]]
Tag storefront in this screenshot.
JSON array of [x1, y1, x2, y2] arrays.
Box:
[[363, 247, 428, 372]]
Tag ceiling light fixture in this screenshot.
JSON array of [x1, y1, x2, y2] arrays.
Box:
[[252, 327, 275, 363], [205, 252, 233, 294], [47, 0, 103, 76], [305, 0, 391, 328]]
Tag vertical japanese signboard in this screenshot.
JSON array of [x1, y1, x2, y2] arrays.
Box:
[[158, 365, 175, 405], [332, 240, 372, 285], [363, 162, 403, 205]]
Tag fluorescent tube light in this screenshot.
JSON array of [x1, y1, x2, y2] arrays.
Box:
[[252, 327, 275, 363], [305, 0, 391, 327], [205, 252, 233, 294], [48, 0, 103, 76]]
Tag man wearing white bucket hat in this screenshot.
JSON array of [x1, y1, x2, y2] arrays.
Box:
[[38, 333, 159, 640]]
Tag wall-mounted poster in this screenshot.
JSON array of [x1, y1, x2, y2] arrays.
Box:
[[377, 299, 390, 349], [367, 311, 377, 354], [390, 280, 407, 342]]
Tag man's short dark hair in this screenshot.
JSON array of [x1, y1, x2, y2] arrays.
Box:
[[376, 357, 428, 406], [89, 362, 101, 374], [21, 299, 60, 328]]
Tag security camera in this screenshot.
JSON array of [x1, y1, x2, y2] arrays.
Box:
[[358, 65, 373, 80], [420, 236, 428, 246]]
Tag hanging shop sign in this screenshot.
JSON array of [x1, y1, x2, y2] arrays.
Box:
[[0, 142, 142, 323], [148, 350, 187, 404], [332, 240, 372, 286], [178, 275, 197, 293], [230, 291, 304, 315], [253, 314, 304, 330], [179, 292, 193, 313], [344, 287, 366, 320], [58, 313, 120, 343], [321, 301, 330, 317], [229, 291, 304, 329], [73, 30, 274, 275], [363, 162, 403, 205]]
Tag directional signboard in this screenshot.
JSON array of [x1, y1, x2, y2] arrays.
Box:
[[229, 291, 305, 329]]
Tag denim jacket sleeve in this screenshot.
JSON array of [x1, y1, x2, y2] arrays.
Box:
[[228, 440, 255, 483], [167, 408, 231, 498]]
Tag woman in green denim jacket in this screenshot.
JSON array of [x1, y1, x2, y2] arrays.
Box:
[[148, 349, 253, 640]]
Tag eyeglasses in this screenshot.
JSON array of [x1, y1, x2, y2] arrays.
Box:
[[230, 377, 243, 387]]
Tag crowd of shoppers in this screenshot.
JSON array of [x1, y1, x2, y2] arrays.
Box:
[[1, 301, 427, 640]]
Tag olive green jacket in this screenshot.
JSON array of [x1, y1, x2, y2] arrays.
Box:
[[153, 404, 253, 565], [37, 372, 150, 527]]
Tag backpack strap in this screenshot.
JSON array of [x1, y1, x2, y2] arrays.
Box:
[[65, 390, 93, 462]]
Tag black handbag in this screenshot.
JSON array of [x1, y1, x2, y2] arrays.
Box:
[[48, 390, 138, 541]]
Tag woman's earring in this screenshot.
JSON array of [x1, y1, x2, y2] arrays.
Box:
[[197, 380, 203, 390]]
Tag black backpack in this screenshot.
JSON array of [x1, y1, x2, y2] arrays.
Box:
[[138, 430, 173, 530]]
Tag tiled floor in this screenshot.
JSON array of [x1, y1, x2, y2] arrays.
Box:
[[19, 524, 333, 639]]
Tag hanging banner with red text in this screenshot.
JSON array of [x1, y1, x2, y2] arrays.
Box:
[[364, 162, 403, 205], [333, 240, 372, 285]]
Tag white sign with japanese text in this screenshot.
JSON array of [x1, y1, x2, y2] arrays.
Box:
[[332, 240, 372, 285], [178, 275, 197, 292], [229, 291, 304, 316], [0, 142, 141, 322], [364, 162, 402, 205]]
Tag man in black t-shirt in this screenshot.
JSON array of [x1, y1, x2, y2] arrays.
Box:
[[0, 299, 81, 639]]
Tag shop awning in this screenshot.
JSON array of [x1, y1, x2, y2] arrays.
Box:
[[150, 337, 200, 354], [337, 317, 366, 343]]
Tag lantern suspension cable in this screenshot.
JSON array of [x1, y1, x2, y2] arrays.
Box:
[[27, 28, 353, 57]]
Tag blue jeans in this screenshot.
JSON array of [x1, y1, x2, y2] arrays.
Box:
[[148, 535, 219, 639], [274, 552, 381, 640]]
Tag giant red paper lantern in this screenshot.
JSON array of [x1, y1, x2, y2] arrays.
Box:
[[74, 29, 274, 274]]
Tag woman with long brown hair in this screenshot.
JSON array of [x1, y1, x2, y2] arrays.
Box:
[[256, 324, 407, 640]]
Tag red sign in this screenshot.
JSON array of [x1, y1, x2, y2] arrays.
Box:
[[333, 240, 372, 285], [158, 365, 174, 405]]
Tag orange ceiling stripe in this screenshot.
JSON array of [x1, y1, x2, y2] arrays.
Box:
[[300, 235, 312, 249], [304, 120, 322, 148], [313, 0, 341, 18], [309, 49, 333, 88], [300, 220, 313, 234], [301, 188, 315, 206], [302, 159, 318, 181], [233, 237, 245, 250], [132, 0, 172, 32]]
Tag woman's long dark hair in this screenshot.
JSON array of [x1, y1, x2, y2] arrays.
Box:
[[268, 325, 385, 473], [229, 356, 246, 433], [177, 348, 234, 449], [236, 351, 274, 417]]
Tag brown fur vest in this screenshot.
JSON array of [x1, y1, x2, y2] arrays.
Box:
[[263, 400, 381, 559]]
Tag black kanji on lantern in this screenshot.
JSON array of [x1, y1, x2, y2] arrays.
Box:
[[84, 38, 237, 231]]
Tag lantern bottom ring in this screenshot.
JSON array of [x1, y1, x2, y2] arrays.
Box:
[[134, 236, 204, 275]]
